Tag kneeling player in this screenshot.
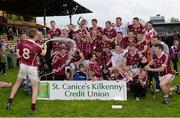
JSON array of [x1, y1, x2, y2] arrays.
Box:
[[145, 44, 180, 104], [88, 53, 102, 80], [6, 29, 47, 113], [131, 69, 147, 101]]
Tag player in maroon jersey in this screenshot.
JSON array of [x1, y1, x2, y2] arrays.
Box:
[[103, 21, 117, 39], [35, 31, 43, 44], [47, 21, 62, 58], [128, 17, 144, 36], [76, 18, 89, 36], [82, 39, 92, 60], [88, 53, 102, 80], [103, 46, 112, 68], [93, 48, 104, 66], [124, 43, 147, 76], [67, 24, 76, 39], [6, 29, 47, 113], [145, 44, 180, 104], [73, 32, 83, 51], [89, 19, 102, 37], [61, 28, 69, 38], [52, 44, 68, 80], [47, 20, 61, 39], [90, 29, 103, 50], [136, 32, 148, 55], [77, 25, 91, 60], [103, 21, 117, 49], [110, 68, 124, 80], [15, 32, 28, 67], [114, 32, 123, 46], [73, 31, 90, 59], [69, 49, 85, 76], [101, 45, 113, 80], [51, 41, 63, 57], [131, 69, 147, 101], [71, 49, 84, 67], [121, 31, 137, 49], [101, 34, 111, 49]]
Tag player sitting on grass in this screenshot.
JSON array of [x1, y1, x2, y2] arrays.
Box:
[[5, 28, 47, 113], [131, 69, 147, 102]]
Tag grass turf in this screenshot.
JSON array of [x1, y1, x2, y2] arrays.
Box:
[[0, 63, 180, 117]]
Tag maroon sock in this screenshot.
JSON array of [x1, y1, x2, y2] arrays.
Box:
[[31, 103, 36, 111], [8, 98, 13, 104]]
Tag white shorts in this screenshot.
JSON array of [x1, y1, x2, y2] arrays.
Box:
[[159, 74, 175, 82], [18, 63, 39, 81]]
